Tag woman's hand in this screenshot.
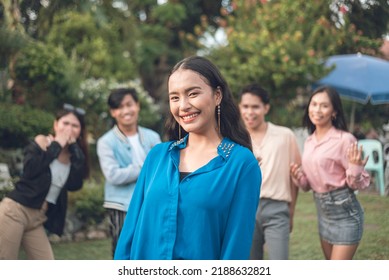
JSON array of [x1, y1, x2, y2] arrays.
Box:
[[54, 130, 72, 148], [347, 142, 368, 166], [290, 163, 310, 191], [67, 136, 77, 145], [47, 134, 54, 146], [290, 162, 304, 181]]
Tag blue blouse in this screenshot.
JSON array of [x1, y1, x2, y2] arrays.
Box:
[[114, 136, 261, 260]]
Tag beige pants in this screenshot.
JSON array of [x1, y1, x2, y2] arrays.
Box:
[[0, 197, 54, 260]]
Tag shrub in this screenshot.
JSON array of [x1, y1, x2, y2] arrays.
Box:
[[0, 103, 54, 148], [0, 177, 16, 201], [13, 42, 79, 111], [68, 179, 105, 227]]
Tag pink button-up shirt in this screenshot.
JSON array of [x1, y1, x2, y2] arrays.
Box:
[[296, 127, 370, 193]]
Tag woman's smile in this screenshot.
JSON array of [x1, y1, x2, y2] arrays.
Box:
[[181, 112, 199, 122]]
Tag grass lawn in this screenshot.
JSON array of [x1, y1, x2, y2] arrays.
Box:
[[19, 190, 389, 260]]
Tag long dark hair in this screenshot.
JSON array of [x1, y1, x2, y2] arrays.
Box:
[[56, 109, 90, 178], [164, 56, 252, 151], [303, 86, 348, 134]]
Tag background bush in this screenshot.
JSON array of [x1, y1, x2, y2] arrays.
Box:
[[68, 179, 105, 227], [0, 183, 14, 200], [0, 103, 54, 148]]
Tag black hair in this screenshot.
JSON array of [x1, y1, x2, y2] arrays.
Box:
[[108, 88, 139, 109], [239, 83, 270, 104]]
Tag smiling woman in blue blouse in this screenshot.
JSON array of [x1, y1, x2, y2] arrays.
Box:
[[114, 56, 262, 260]]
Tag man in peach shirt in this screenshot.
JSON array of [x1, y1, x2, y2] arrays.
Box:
[[239, 83, 301, 260]]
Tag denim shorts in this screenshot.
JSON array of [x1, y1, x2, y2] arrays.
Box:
[[313, 187, 364, 245]]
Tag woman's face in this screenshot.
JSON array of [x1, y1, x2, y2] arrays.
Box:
[[54, 112, 82, 140], [168, 69, 221, 136], [308, 91, 336, 128], [239, 93, 269, 131]]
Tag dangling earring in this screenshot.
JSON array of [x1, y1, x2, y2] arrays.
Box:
[[217, 104, 221, 134]]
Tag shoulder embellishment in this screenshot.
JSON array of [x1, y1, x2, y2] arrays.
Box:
[[218, 142, 235, 158], [169, 138, 185, 150]]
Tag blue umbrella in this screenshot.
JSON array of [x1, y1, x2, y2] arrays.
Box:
[[314, 53, 389, 105], [313, 53, 389, 131]]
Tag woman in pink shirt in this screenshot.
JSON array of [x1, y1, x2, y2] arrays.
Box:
[[290, 86, 370, 260]]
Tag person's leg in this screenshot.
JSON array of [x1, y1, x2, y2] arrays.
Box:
[[21, 203, 54, 260], [0, 198, 25, 259], [22, 225, 54, 260], [330, 244, 359, 260], [263, 200, 290, 260], [108, 209, 126, 258], [249, 202, 265, 260], [320, 239, 333, 260], [313, 192, 333, 260]]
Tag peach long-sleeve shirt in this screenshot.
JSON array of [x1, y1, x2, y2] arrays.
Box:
[[252, 122, 301, 202], [296, 126, 370, 193]]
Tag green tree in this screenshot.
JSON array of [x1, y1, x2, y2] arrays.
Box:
[[12, 41, 79, 111], [344, 0, 389, 40], [1, 1, 225, 108], [0, 103, 54, 148], [4, 0, 386, 133], [18, 0, 81, 39], [0, 27, 29, 102], [120, 0, 226, 106], [210, 0, 385, 127], [45, 10, 137, 81]]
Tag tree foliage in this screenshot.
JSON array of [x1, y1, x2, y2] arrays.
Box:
[[210, 0, 386, 127], [122, 0, 224, 104], [0, 0, 388, 138], [344, 0, 389, 40], [45, 10, 137, 81], [12, 41, 79, 111], [0, 103, 54, 148]]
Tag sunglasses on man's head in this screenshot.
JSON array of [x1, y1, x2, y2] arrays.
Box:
[[63, 103, 86, 115]]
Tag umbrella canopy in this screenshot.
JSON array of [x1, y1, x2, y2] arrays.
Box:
[[314, 53, 389, 105]]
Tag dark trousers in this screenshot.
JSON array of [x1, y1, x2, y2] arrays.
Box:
[[107, 209, 126, 259]]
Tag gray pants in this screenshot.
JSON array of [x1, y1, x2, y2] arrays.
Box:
[[250, 198, 290, 260]]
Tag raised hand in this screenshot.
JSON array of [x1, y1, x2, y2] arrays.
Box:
[[347, 142, 368, 166], [54, 130, 72, 148]]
